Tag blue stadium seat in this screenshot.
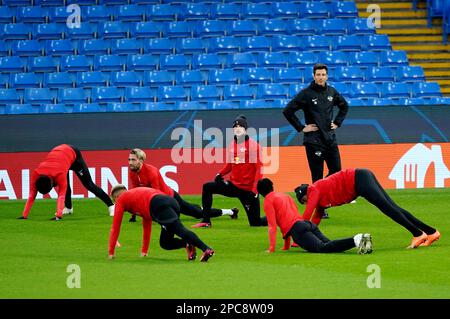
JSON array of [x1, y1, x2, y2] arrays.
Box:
[[366, 66, 395, 82], [429, 97, 450, 105], [289, 83, 308, 98], [144, 38, 174, 54], [17, 6, 48, 23], [125, 87, 155, 102], [68, 0, 97, 5], [164, 21, 194, 38], [331, 1, 359, 18], [258, 52, 289, 68], [365, 34, 391, 51], [380, 50, 409, 66], [34, 23, 64, 40], [58, 88, 88, 104], [77, 71, 107, 88], [127, 54, 158, 71], [333, 35, 364, 51], [208, 100, 238, 109], [176, 38, 206, 54], [0, 41, 8, 56], [227, 52, 257, 69], [241, 36, 271, 52], [427, 0, 445, 27], [39, 104, 69, 114], [208, 69, 238, 85], [396, 97, 428, 106], [61, 55, 92, 72], [106, 102, 141, 113], [176, 70, 205, 86], [2, 23, 31, 40], [10, 73, 40, 88], [45, 40, 75, 56], [347, 98, 367, 107], [0, 56, 25, 73], [412, 82, 442, 98], [257, 19, 287, 36], [272, 2, 299, 19], [144, 70, 174, 86], [98, 22, 129, 39], [147, 4, 179, 21], [191, 85, 221, 101], [318, 19, 347, 36], [396, 66, 426, 82], [92, 87, 122, 103], [178, 3, 211, 20], [242, 67, 272, 84], [243, 3, 272, 19], [303, 36, 331, 51], [335, 66, 365, 82], [94, 55, 124, 71], [82, 5, 113, 22], [348, 51, 379, 67], [160, 54, 190, 71], [140, 101, 174, 111], [299, 2, 328, 19], [177, 101, 208, 110], [44, 72, 74, 88], [274, 68, 304, 84], [347, 18, 376, 35], [211, 3, 241, 20], [228, 20, 257, 37], [24, 88, 54, 104], [0, 7, 15, 23], [318, 51, 348, 67], [240, 99, 271, 109], [196, 20, 227, 38], [131, 22, 162, 38], [192, 53, 222, 69], [12, 40, 43, 57], [288, 52, 318, 68], [381, 82, 411, 98], [256, 83, 288, 100], [158, 85, 188, 102], [111, 71, 141, 87], [330, 82, 351, 98], [49, 6, 71, 23], [72, 103, 105, 113], [223, 84, 255, 100], [112, 39, 143, 55], [78, 39, 110, 56], [272, 35, 300, 52], [0, 89, 21, 105], [209, 36, 241, 53], [287, 19, 316, 36], [6, 104, 39, 114], [365, 98, 395, 107], [116, 4, 144, 22], [66, 23, 96, 40], [350, 82, 379, 98], [28, 56, 58, 73]]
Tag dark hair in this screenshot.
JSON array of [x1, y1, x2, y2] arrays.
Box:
[[294, 184, 309, 203], [257, 178, 274, 197], [36, 175, 53, 194], [313, 63, 328, 75]]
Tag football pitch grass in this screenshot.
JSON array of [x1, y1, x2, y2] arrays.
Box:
[[0, 188, 449, 299]]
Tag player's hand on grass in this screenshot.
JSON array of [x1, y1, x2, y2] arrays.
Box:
[[108, 254, 115, 260], [266, 250, 274, 254], [115, 241, 121, 248], [302, 124, 318, 133]]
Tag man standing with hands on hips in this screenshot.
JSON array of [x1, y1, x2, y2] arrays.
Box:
[[283, 63, 349, 218]]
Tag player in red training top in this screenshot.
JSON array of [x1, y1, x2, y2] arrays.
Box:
[[294, 168, 441, 249], [18, 144, 114, 220], [126, 148, 238, 223], [108, 185, 214, 262], [257, 178, 372, 254], [193, 115, 267, 228]]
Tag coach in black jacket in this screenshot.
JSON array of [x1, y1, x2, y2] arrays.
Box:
[[283, 63, 349, 183]]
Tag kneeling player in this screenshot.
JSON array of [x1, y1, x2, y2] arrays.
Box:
[[108, 185, 215, 262], [257, 178, 372, 254]]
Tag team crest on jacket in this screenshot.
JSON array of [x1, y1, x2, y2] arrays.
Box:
[[328, 96, 333, 101], [312, 98, 318, 105]]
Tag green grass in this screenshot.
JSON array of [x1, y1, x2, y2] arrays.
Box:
[[0, 188, 449, 299]]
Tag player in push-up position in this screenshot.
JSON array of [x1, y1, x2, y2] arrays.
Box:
[[294, 168, 441, 249], [108, 185, 214, 262], [18, 144, 114, 220]]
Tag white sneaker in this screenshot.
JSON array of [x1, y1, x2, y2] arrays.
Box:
[[108, 205, 115, 217], [358, 233, 373, 254], [62, 207, 73, 215], [350, 200, 357, 204]]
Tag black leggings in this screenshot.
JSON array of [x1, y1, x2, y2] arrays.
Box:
[[355, 169, 436, 237], [64, 145, 113, 209], [202, 180, 267, 226], [174, 192, 222, 219], [305, 143, 342, 182], [151, 195, 209, 252], [289, 221, 355, 253]]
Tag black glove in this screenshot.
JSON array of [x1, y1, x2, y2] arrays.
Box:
[[214, 174, 224, 183]]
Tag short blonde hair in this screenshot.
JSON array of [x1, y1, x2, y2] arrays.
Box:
[[130, 148, 146, 162], [110, 184, 127, 199]]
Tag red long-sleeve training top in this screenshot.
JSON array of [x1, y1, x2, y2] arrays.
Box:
[[302, 168, 357, 226], [263, 191, 303, 252], [22, 144, 76, 218], [129, 163, 174, 197], [108, 187, 164, 256], [219, 137, 262, 194]]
